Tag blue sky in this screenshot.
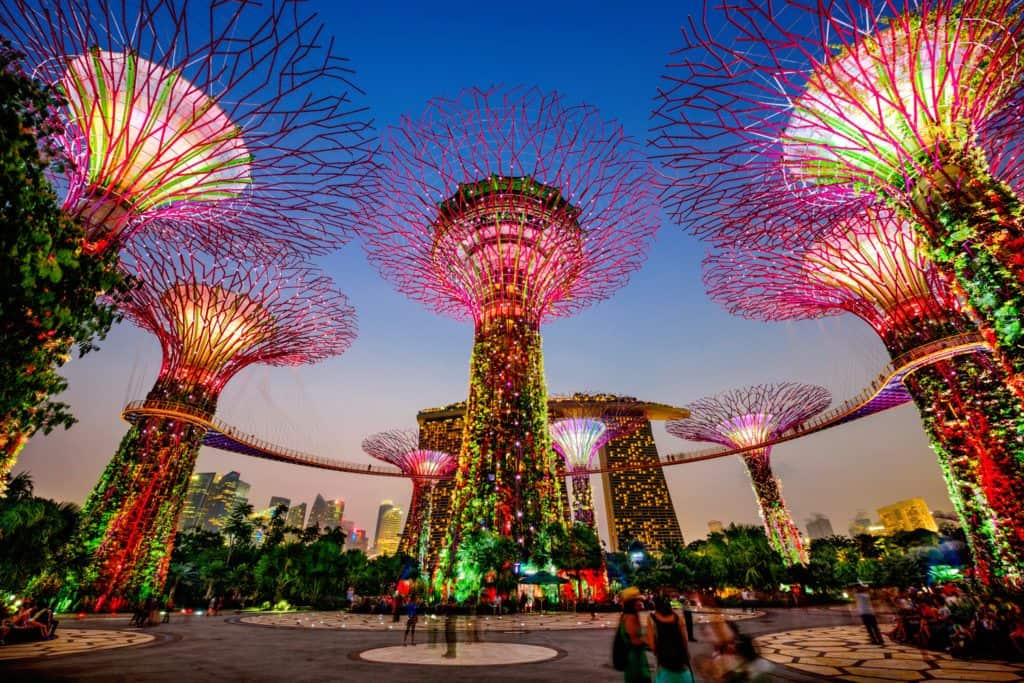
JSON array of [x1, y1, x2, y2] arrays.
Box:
[[19, 0, 954, 544]]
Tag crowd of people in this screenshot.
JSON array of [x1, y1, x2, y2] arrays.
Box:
[[614, 587, 771, 683], [883, 584, 1024, 660]]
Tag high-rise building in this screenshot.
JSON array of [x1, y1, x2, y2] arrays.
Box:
[[177, 471, 250, 533], [707, 520, 725, 536], [849, 510, 873, 537], [416, 394, 688, 571], [932, 510, 961, 530], [268, 496, 291, 511], [286, 502, 307, 530], [806, 513, 834, 540], [178, 472, 217, 531], [204, 471, 250, 533], [308, 494, 344, 529], [878, 498, 939, 535], [592, 401, 685, 552], [349, 527, 369, 553], [374, 502, 403, 556]]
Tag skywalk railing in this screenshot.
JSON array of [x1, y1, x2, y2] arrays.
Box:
[[122, 332, 989, 478]]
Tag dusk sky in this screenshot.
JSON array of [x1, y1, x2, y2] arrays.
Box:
[[18, 0, 954, 546]]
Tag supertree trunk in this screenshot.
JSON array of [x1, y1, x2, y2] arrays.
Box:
[[910, 156, 1024, 399], [443, 316, 560, 584], [904, 356, 1024, 588], [72, 377, 217, 609], [570, 473, 595, 528], [741, 449, 807, 566]]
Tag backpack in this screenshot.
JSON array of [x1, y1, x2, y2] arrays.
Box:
[[612, 618, 629, 671]]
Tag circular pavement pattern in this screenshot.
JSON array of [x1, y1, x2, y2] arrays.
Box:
[[238, 608, 760, 632], [756, 625, 1024, 682], [0, 628, 156, 661], [357, 642, 559, 666]]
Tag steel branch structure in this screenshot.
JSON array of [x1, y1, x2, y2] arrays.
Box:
[[362, 429, 456, 567], [652, 0, 1024, 400], [0, 0, 375, 255], [705, 205, 1024, 585], [74, 233, 357, 609], [667, 383, 831, 565], [360, 86, 658, 595]]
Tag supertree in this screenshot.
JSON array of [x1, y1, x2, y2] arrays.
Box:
[[549, 415, 642, 528], [704, 204, 1024, 585], [667, 383, 831, 565], [362, 429, 457, 569], [651, 0, 1024, 399], [359, 86, 658, 591], [0, 0, 374, 485], [71, 233, 356, 609], [0, 0, 374, 254]]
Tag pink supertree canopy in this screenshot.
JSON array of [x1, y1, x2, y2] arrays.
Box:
[[668, 384, 831, 451], [650, 0, 1024, 241], [703, 204, 966, 357], [0, 0, 376, 254], [667, 383, 830, 565], [362, 429, 456, 561], [361, 429, 457, 481], [361, 86, 659, 325], [118, 232, 358, 401]]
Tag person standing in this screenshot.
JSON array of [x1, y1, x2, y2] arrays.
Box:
[[855, 584, 885, 646], [443, 598, 458, 659], [393, 594, 404, 624], [647, 598, 693, 683], [403, 598, 419, 646], [618, 587, 651, 683]]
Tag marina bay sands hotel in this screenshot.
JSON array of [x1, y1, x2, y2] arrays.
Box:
[[411, 393, 686, 565]]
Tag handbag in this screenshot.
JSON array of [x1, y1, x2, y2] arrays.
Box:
[[612, 616, 629, 671]]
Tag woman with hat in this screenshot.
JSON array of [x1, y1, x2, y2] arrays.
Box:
[[617, 587, 651, 682]]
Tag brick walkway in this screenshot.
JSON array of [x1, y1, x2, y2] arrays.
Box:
[[0, 628, 155, 661], [756, 625, 1024, 681]]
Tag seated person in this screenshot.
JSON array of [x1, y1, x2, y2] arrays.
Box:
[[4, 600, 56, 642]]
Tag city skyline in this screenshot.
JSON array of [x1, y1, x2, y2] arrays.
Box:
[[15, 0, 956, 549]]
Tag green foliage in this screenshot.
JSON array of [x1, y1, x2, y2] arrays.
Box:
[[0, 42, 123, 483], [0, 473, 79, 597]]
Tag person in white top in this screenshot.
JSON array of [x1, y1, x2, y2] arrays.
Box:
[[855, 584, 884, 645]]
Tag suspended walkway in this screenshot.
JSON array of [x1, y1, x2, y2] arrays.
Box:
[[121, 332, 988, 479]]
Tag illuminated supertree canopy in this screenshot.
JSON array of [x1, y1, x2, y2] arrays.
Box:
[[651, 0, 1024, 399], [362, 429, 456, 566], [0, 0, 375, 254], [704, 205, 1024, 586], [667, 383, 831, 565], [549, 416, 641, 528], [359, 86, 658, 594], [73, 233, 357, 609]]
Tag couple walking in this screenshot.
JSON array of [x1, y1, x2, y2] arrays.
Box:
[[617, 587, 693, 683]]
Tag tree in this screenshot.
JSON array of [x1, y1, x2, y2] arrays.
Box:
[[0, 42, 122, 490], [0, 472, 79, 597], [224, 501, 254, 566], [548, 523, 604, 601]]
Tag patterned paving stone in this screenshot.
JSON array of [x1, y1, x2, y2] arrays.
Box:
[[755, 625, 1024, 682], [358, 642, 559, 666], [0, 628, 155, 661]]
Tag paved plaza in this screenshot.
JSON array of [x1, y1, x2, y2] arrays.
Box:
[[757, 625, 1024, 682], [237, 607, 762, 633], [2, 609, 1022, 681]]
